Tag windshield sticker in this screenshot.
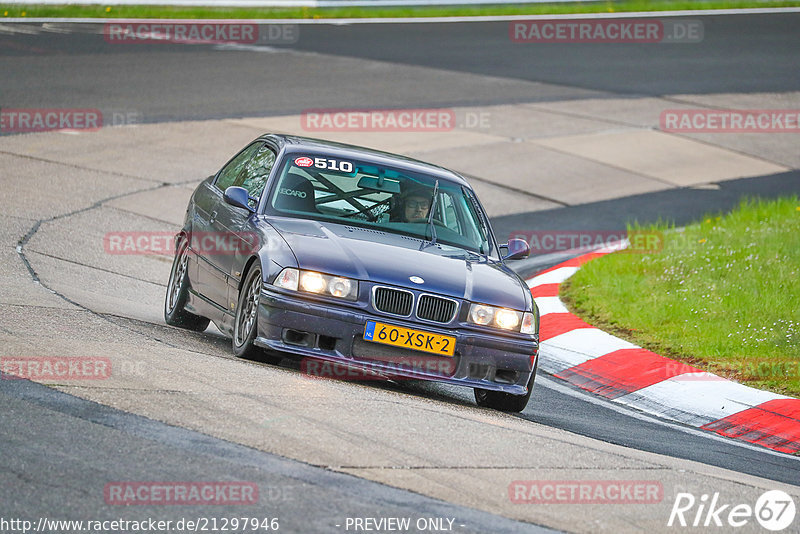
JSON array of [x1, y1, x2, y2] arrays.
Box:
[[311, 157, 354, 173], [293, 156, 354, 173]]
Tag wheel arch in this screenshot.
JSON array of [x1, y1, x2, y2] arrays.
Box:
[[238, 255, 262, 294]]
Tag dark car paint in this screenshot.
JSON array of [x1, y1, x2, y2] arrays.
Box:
[[268, 218, 532, 310]]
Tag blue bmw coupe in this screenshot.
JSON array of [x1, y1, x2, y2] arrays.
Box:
[[165, 134, 539, 411]]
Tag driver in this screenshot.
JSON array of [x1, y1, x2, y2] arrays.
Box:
[[403, 193, 431, 223], [392, 185, 432, 223]]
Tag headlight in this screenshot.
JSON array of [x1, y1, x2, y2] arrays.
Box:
[[495, 308, 520, 330], [300, 271, 325, 293], [468, 304, 494, 325], [469, 303, 520, 329], [468, 303, 534, 334], [328, 277, 353, 298], [274, 268, 358, 301]]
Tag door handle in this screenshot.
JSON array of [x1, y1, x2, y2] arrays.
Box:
[[210, 210, 218, 223]]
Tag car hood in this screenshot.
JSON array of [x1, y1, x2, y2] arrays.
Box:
[[267, 218, 530, 310]]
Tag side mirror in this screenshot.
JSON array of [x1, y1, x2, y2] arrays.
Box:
[[501, 238, 530, 261], [223, 186, 254, 212]]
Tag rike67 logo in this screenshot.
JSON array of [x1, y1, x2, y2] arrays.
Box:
[[668, 490, 796, 531]]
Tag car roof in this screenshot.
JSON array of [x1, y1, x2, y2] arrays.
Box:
[[260, 133, 470, 188]]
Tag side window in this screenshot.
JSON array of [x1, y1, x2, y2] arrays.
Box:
[[215, 142, 263, 193], [439, 192, 461, 233], [240, 145, 277, 207]]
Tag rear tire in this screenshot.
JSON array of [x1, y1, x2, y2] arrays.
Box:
[[474, 359, 537, 413], [164, 236, 210, 332], [233, 264, 282, 364]]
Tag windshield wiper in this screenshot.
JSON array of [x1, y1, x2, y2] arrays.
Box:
[[463, 186, 489, 256], [427, 179, 439, 246]]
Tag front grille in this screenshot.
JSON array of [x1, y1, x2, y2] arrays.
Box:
[[373, 287, 413, 316], [417, 294, 458, 323]]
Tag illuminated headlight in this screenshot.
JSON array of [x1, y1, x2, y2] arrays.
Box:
[[468, 303, 525, 332], [273, 268, 358, 301], [495, 309, 520, 330], [300, 271, 325, 293]]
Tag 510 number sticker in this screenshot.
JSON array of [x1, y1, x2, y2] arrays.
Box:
[[294, 156, 353, 173]]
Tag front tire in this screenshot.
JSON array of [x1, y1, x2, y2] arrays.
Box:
[[233, 264, 281, 364], [474, 358, 537, 413], [164, 236, 210, 332]]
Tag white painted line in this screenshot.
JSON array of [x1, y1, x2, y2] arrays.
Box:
[[614, 375, 791, 428], [546, 327, 637, 357], [537, 375, 800, 461], [540, 328, 636, 373], [526, 266, 578, 288], [213, 43, 283, 52], [7, 8, 800, 25], [533, 296, 568, 316], [0, 23, 41, 34]]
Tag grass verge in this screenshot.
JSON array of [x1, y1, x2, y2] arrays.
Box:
[[2, 0, 800, 19], [561, 196, 800, 397]]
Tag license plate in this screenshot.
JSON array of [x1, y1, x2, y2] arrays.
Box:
[[363, 321, 456, 357]]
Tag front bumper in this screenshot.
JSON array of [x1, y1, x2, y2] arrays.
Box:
[[254, 287, 538, 395]]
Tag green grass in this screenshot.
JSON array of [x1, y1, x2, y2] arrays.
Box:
[[561, 197, 800, 397], [2, 0, 800, 19]]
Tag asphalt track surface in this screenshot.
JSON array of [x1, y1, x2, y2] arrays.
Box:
[[1, 378, 548, 533], [2, 14, 799, 119], [2, 13, 800, 533]]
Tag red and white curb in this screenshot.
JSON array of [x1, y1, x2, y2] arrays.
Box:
[[526, 245, 800, 455]]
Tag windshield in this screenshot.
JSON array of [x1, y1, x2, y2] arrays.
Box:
[[266, 154, 493, 255]]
